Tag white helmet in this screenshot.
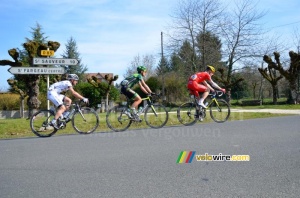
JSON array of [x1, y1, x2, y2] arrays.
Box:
[[67, 74, 79, 81]]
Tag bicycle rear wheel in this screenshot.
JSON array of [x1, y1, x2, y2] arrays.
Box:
[[144, 104, 168, 128], [209, 99, 230, 123], [106, 106, 132, 132], [72, 107, 99, 134], [177, 102, 197, 126], [30, 110, 57, 137]]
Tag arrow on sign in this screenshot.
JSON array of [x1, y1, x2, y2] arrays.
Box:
[[33, 58, 79, 65], [8, 67, 65, 75]]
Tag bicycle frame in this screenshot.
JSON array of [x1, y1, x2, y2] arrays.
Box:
[[125, 95, 159, 117], [139, 96, 159, 116], [30, 99, 99, 137], [177, 90, 230, 125], [191, 91, 224, 109], [206, 92, 223, 108], [106, 93, 169, 132]]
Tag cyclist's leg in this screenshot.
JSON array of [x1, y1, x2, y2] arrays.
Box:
[[196, 84, 209, 107], [125, 88, 142, 120], [188, 81, 202, 103], [63, 96, 72, 111], [124, 88, 141, 112], [47, 91, 66, 128]]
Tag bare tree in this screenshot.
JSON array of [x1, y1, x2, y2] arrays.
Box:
[[254, 33, 288, 102], [123, 54, 156, 80], [263, 51, 300, 104], [168, 0, 223, 71], [292, 27, 300, 53], [218, 0, 266, 101]]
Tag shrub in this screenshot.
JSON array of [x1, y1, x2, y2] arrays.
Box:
[[0, 93, 21, 110]]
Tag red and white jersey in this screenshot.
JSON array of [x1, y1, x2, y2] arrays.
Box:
[[48, 80, 72, 94], [188, 72, 211, 83]]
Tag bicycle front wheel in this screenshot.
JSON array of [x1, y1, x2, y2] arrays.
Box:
[[30, 110, 57, 137], [72, 107, 99, 134], [106, 106, 132, 132], [209, 99, 230, 123], [144, 104, 168, 128], [177, 102, 197, 126]]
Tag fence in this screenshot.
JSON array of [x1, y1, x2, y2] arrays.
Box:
[[0, 100, 116, 119]]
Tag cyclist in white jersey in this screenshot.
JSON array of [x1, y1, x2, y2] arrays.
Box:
[[47, 74, 89, 129]]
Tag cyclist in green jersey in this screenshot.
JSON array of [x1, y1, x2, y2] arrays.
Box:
[[120, 66, 152, 120]]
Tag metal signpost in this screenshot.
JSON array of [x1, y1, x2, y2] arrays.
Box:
[[7, 48, 78, 111]]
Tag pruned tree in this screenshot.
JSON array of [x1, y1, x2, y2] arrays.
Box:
[[7, 78, 27, 118], [258, 63, 283, 104], [262, 51, 300, 104], [0, 23, 60, 118], [87, 74, 119, 111]]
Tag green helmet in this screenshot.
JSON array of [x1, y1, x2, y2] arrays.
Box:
[[137, 66, 147, 73]]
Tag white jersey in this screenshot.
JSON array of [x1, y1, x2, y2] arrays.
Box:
[[47, 80, 72, 107], [49, 80, 72, 94]]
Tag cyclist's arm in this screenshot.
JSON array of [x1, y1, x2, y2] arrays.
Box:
[[208, 79, 222, 90], [202, 81, 215, 92], [68, 87, 85, 100], [139, 80, 152, 94]]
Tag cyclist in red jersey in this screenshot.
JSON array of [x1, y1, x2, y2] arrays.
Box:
[[187, 65, 225, 108]]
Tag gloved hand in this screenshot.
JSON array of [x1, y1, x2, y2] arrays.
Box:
[[221, 88, 226, 93], [82, 98, 89, 103]]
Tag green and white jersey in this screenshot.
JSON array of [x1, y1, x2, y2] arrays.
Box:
[[121, 73, 143, 88]]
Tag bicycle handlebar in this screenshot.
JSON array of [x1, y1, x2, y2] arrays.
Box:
[[210, 90, 224, 97]]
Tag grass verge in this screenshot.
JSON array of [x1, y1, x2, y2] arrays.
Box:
[[0, 110, 293, 139]]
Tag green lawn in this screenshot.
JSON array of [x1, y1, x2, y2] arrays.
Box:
[[0, 109, 293, 139]]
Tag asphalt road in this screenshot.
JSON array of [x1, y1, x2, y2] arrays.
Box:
[[0, 115, 300, 198]]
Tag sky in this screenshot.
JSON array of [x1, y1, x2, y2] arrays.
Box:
[[1, 0, 300, 91]]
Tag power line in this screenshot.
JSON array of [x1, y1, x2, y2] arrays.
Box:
[[268, 20, 300, 29]]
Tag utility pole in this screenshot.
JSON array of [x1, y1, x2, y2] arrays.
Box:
[[161, 32, 165, 100]]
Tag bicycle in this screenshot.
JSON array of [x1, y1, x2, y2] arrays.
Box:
[[177, 91, 230, 126], [106, 93, 169, 132], [30, 100, 99, 137]]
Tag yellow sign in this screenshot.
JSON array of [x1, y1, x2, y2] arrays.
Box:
[[41, 50, 55, 56]]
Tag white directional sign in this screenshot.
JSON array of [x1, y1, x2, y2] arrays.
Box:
[[33, 58, 79, 65], [8, 67, 65, 75]]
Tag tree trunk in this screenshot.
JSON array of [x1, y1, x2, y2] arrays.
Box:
[[226, 88, 231, 104], [287, 88, 298, 104], [287, 80, 298, 104], [272, 85, 278, 105], [105, 93, 109, 112], [26, 77, 41, 118]]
